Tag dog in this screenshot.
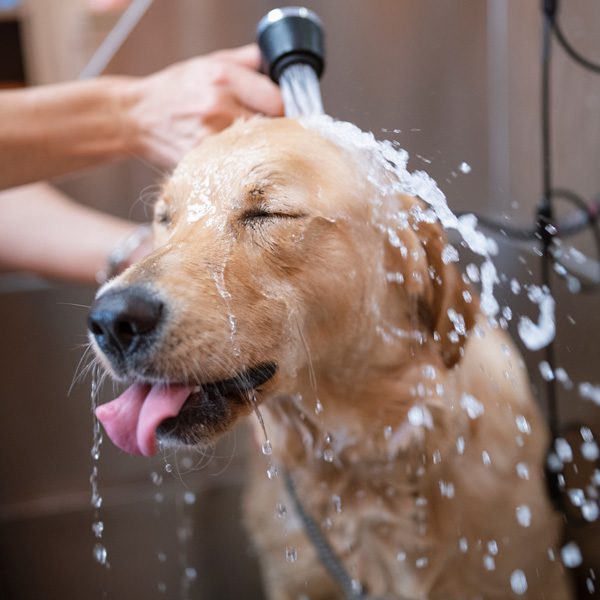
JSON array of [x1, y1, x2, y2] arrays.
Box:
[[89, 117, 572, 599]]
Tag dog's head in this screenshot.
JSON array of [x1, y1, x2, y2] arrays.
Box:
[[89, 117, 477, 456]]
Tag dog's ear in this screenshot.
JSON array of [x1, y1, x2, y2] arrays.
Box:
[[414, 219, 479, 369]]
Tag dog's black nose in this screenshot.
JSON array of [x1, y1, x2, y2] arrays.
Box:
[[88, 287, 163, 356]]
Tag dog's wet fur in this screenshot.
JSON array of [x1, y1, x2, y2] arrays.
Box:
[[91, 118, 571, 599]]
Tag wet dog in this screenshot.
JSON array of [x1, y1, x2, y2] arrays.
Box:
[[89, 117, 571, 599]]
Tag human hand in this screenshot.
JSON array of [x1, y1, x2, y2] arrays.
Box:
[[126, 44, 284, 168]]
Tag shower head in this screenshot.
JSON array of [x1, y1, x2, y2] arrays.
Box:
[[257, 6, 325, 84]]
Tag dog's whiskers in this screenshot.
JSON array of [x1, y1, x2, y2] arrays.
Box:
[[69, 343, 98, 395]]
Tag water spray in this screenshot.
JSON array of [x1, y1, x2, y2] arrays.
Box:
[[257, 7, 326, 117]]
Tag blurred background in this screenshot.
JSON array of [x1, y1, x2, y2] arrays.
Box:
[[0, 0, 599, 598]]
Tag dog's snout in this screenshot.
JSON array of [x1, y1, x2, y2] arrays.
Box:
[[88, 287, 163, 356]]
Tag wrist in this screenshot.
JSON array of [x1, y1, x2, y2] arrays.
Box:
[[104, 75, 146, 159]]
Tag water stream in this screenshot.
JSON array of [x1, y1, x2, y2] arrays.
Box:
[[279, 63, 324, 118], [90, 367, 109, 568]]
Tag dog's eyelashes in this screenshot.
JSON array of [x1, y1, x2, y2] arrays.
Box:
[[241, 208, 304, 225]]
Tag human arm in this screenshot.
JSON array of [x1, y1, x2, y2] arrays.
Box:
[[0, 44, 283, 189], [0, 183, 148, 284]]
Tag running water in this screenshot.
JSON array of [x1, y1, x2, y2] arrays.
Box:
[[90, 367, 109, 568], [213, 266, 272, 453], [279, 63, 324, 118]]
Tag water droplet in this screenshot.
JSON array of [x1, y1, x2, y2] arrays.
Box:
[[483, 555, 495, 570], [92, 521, 104, 538], [456, 436, 465, 455], [582, 441, 599, 462], [267, 465, 279, 480], [276, 502, 287, 518], [183, 491, 196, 505], [396, 550, 407, 562], [184, 567, 197, 580], [262, 440, 273, 455], [466, 263, 480, 282], [323, 449, 335, 463], [460, 393, 484, 419], [555, 438, 573, 463], [561, 541, 583, 568], [568, 488, 585, 507], [91, 493, 103, 509], [582, 500, 599, 522], [510, 569, 528, 595], [458, 537, 468, 553], [441, 244, 459, 264], [555, 367, 570, 385], [515, 415, 531, 435], [416, 556, 428, 568], [285, 546, 297, 563], [165, 463, 173, 473], [516, 462, 529, 480], [407, 405, 433, 429], [546, 452, 563, 472], [151, 472, 163, 486], [422, 364, 436, 379], [581, 427, 594, 442], [93, 543, 108, 565], [157, 551, 167, 562], [331, 494, 342, 513], [516, 505, 531, 527], [315, 399, 324, 414], [154, 492, 164, 503], [587, 577, 596, 594], [439, 480, 455, 498], [384, 425, 393, 440], [487, 540, 498, 555], [482, 451, 492, 466], [459, 161, 472, 174], [351, 579, 362, 594]]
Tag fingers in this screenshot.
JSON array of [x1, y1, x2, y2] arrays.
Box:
[[225, 62, 284, 116], [214, 43, 261, 70]]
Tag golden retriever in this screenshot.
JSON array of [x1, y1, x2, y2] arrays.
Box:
[[89, 117, 571, 599]]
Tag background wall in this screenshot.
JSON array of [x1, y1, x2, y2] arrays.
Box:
[[0, 1, 599, 598]]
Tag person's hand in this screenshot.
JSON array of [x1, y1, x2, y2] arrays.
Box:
[[126, 44, 284, 168]]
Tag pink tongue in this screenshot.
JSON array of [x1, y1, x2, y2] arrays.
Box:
[[96, 382, 192, 457]]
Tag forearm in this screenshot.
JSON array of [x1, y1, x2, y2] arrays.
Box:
[[0, 78, 139, 189], [0, 183, 138, 284]]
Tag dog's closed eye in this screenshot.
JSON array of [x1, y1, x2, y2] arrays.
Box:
[[240, 207, 306, 226]]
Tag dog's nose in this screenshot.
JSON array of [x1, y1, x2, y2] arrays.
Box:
[[88, 287, 163, 356]]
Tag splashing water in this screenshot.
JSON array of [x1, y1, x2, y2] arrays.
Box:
[[299, 115, 502, 318], [279, 63, 324, 118], [517, 285, 556, 351]]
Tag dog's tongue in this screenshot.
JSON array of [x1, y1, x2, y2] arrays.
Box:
[[95, 383, 192, 457]]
